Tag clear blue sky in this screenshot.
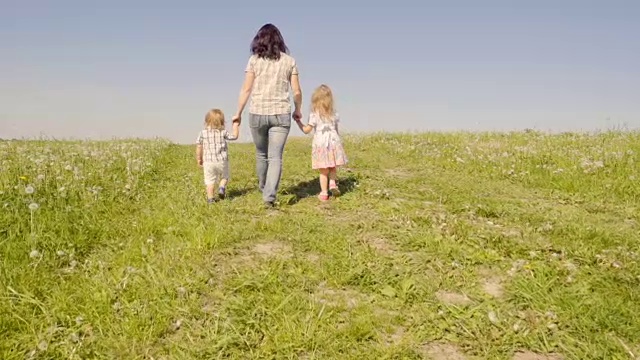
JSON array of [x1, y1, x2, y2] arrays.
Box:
[[2, 0, 639, 143]]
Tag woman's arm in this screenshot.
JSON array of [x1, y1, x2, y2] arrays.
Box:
[[291, 73, 302, 120], [229, 122, 240, 140], [232, 71, 255, 123]]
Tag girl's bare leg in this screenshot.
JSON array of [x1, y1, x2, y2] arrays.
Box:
[[319, 168, 329, 195], [328, 167, 340, 195]]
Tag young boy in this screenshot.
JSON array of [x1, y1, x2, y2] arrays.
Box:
[[196, 109, 240, 203]]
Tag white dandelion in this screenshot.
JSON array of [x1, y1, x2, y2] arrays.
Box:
[[28, 202, 40, 235], [25, 185, 35, 194], [29, 249, 41, 259]]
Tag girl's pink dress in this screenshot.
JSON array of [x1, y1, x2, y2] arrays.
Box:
[[308, 112, 348, 169]]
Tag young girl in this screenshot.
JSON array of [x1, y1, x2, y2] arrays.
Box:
[[295, 84, 348, 201], [196, 109, 239, 203]]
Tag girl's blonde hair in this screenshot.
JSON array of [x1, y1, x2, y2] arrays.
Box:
[[205, 109, 225, 130], [311, 84, 336, 122]]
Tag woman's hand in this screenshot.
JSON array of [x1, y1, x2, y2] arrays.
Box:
[[232, 113, 242, 124], [292, 109, 302, 122]]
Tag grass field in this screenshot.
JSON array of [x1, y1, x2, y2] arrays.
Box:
[[1, 131, 639, 359]]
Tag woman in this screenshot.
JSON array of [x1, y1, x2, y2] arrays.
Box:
[[232, 23, 302, 208]]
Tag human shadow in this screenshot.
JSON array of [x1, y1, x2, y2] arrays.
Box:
[[226, 185, 254, 200], [282, 173, 358, 205]]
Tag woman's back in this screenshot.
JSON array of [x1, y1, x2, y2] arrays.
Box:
[[245, 52, 298, 115]]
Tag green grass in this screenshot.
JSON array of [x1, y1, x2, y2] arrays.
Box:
[[1, 131, 639, 359]]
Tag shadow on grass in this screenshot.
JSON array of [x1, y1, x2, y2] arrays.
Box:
[[226, 185, 255, 199], [282, 173, 358, 205]]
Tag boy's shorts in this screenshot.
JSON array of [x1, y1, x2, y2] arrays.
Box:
[[203, 161, 229, 185]]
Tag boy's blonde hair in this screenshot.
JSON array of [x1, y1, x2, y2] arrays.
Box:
[[311, 84, 336, 122], [205, 109, 225, 130]]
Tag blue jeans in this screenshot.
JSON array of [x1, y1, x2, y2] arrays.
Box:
[[249, 113, 291, 203]]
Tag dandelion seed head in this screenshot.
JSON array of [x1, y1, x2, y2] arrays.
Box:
[[25, 185, 35, 194], [28, 202, 39, 211], [29, 249, 41, 258]]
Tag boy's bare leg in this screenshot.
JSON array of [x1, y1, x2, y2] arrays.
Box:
[[206, 184, 215, 200], [218, 178, 228, 199]]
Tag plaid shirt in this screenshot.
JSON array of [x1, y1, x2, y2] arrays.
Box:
[[245, 53, 299, 115], [196, 128, 237, 163]]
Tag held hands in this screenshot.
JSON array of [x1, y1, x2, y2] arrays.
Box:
[[292, 109, 302, 122], [231, 113, 241, 125]]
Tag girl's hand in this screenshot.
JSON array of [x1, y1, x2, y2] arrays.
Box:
[[231, 113, 241, 124]]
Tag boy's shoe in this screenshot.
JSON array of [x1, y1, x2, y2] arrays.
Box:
[[218, 187, 226, 200], [207, 197, 217, 204], [264, 201, 275, 209], [318, 193, 329, 202]]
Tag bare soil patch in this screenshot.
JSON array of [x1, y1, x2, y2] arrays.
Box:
[[250, 241, 293, 259], [305, 252, 321, 263], [512, 351, 564, 360], [312, 282, 369, 309], [385, 168, 412, 178], [361, 234, 396, 255], [381, 325, 406, 346], [420, 342, 469, 360], [482, 276, 504, 298], [436, 290, 472, 306], [206, 241, 294, 279]]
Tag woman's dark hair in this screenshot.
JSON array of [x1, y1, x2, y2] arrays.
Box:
[[250, 23, 289, 60]]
